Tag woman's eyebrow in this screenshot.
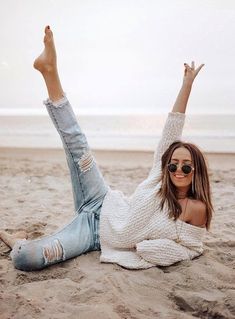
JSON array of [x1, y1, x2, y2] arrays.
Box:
[[171, 158, 192, 162]]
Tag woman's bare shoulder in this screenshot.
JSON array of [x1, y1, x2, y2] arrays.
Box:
[[187, 199, 207, 227]]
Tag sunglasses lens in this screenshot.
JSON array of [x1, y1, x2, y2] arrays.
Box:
[[182, 165, 192, 174], [168, 163, 177, 173]]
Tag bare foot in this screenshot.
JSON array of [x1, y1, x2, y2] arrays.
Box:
[[33, 26, 57, 74], [0, 230, 28, 249]]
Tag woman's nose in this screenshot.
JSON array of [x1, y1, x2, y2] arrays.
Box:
[[176, 163, 183, 172]]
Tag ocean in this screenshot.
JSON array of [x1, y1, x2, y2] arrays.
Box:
[[0, 110, 235, 153]]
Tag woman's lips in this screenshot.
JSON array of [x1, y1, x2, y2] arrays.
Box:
[[173, 174, 186, 179]]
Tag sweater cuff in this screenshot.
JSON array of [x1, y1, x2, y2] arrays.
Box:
[[168, 111, 186, 120], [136, 239, 190, 266], [136, 240, 153, 255], [136, 240, 157, 262]]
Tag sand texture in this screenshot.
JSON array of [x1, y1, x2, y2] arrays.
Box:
[[0, 148, 234, 319]]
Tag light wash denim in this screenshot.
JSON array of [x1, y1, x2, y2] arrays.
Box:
[[10, 96, 108, 271]]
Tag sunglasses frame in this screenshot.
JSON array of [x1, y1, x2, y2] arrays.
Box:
[[167, 163, 194, 175]]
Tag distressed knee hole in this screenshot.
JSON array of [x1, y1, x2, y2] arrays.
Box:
[[78, 150, 95, 172], [43, 239, 64, 264]]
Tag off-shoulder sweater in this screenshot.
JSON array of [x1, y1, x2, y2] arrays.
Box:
[[99, 112, 206, 269]]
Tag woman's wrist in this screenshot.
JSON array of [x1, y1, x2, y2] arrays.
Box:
[[182, 79, 193, 88]]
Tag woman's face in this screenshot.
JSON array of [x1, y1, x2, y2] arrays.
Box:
[[168, 147, 194, 190]]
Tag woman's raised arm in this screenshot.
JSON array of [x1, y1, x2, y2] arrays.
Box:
[[172, 61, 204, 114], [131, 62, 205, 191]]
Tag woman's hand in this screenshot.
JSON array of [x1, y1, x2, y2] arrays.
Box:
[[172, 61, 204, 113], [183, 61, 204, 86]]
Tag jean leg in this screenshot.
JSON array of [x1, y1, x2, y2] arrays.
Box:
[[44, 96, 108, 212], [10, 204, 101, 271]]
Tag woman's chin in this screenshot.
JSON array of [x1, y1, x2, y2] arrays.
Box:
[[171, 179, 191, 188]]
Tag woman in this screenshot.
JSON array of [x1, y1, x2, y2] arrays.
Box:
[[0, 26, 213, 271]]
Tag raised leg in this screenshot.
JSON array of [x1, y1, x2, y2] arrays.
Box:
[[34, 26, 108, 212]]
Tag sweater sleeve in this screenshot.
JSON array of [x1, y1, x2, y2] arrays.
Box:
[[136, 238, 191, 266], [155, 112, 185, 163], [131, 112, 186, 195], [148, 112, 186, 179]]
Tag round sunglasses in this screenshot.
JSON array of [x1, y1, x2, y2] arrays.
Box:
[[167, 163, 194, 175]]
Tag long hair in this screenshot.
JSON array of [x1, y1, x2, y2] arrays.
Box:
[[157, 141, 213, 230]]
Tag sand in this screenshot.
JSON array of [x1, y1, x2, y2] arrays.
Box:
[[0, 147, 234, 319]]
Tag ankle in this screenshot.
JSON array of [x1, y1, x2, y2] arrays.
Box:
[[41, 65, 58, 76]]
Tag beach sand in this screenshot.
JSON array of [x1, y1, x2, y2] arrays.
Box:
[[0, 147, 234, 319]]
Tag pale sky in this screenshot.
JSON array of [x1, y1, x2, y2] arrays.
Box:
[[0, 0, 235, 114]]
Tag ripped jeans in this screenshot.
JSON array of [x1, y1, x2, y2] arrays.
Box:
[[10, 96, 108, 271]]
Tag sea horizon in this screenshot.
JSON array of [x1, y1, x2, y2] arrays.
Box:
[[0, 107, 235, 116], [1, 112, 235, 153]]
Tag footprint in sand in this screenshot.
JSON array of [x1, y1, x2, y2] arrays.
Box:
[[170, 290, 233, 318]]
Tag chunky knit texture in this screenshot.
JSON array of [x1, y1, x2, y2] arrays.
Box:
[[99, 112, 206, 269]]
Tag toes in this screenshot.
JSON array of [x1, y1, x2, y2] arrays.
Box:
[[44, 25, 53, 37], [44, 25, 50, 33]]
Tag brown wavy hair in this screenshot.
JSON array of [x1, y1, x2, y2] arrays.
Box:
[[157, 141, 213, 230]]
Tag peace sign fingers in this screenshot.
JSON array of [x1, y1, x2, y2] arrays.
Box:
[[183, 61, 205, 84]]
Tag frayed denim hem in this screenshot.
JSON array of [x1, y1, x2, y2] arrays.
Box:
[[43, 92, 67, 108]]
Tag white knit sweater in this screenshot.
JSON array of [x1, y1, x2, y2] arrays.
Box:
[[99, 112, 206, 269]]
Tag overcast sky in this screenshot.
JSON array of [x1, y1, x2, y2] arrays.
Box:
[[0, 0, 234, 114]]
